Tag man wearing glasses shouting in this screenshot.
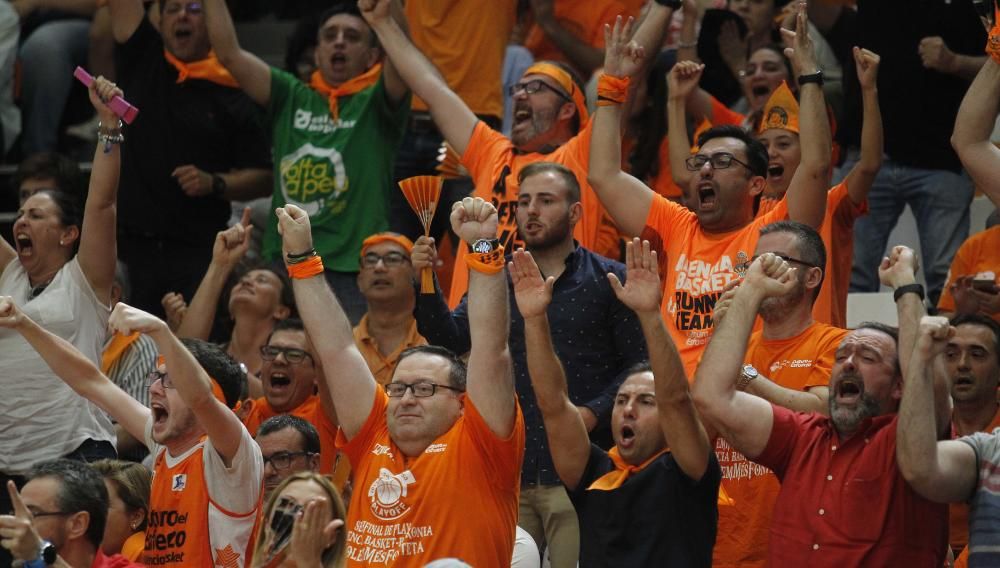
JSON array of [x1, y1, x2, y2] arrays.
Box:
[[276, 197, 524, 566], [0, 297, 262, 567]]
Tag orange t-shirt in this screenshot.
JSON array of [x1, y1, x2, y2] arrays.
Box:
[[337, 389, 525, 567], [757, 181, 867, 328], [240, 396, 349, 489], [640, 193, 789, 376], [938, 225, 1000, 324], [448, 119, 621, 307], [709, 95, 748, 128], [950, 407, 1000, 557], [523, 0, 635, 77], [352, 315, 428, 385], [713, 321, 844, 568], [406, 0, 515, 118], [649, 136, 684, 199]]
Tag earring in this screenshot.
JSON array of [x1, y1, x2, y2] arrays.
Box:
[[59, 240, 64, 246]]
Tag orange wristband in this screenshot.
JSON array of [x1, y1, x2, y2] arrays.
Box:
[[287, 255, 324, 279], [465, 246, 505, 275], [597, 74, 631, 106]]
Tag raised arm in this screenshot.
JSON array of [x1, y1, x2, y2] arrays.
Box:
[[106, 0, 144, 43], [609, 238, 711, 480], [513, 249, 591, 489], [0, 297, 149, 443], [666, 61, 705, 189], [952, 54, 1000, 202], [897, 316, 978, 503], [691, 255, 797, 459], [452, 198, 516, 437], [109, 303, 247, 464], [780, 6, 829, 229], [745, 376, 830, 415], [202, 0, 272, 105], [586, 17, 655, 237], [276, 205, 376, 439], [361, 0, 477, 155], [176, 210, 252, 340], [843, 48, 883, 205], [529, 0, 603, 77], [77, 78, 124, 306]]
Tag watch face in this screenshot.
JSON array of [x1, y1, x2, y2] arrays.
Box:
[[42, 543, 57, 563], [472, 240, 494, 254]]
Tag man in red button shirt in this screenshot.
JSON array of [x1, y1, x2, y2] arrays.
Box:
[[693, 245, 950, 565]]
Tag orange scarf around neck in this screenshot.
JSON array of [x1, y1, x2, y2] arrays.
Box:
[[587, 446, 669, 491], [309, 63, 382, 121], [163, 49, 240, 88]]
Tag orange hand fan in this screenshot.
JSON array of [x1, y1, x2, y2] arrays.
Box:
[[398, 175, 443, 293], [436, 142, 468, 179]]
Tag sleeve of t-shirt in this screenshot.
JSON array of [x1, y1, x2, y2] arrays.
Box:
[[460, 121, 512, 179], [938, 239, 974, 313], [709, 95, 747, 127], [267, 68, 298, 126], [957, 431, 996, 502], [828, 181, 866, 229], [641, 193, 696, 256], [463, 398, 526, 489], [372, 73, 411, 143], [336, 388, 389, 467], [752, 404, 804, 479], [117, 16, 158, 71], [202, 424, 264, 514], [568, 444, 613, 498]]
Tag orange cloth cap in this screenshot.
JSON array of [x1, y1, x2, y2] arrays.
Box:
[[361, 232, 415, 257], [758, 81, 799, 135], [523, 62, 590, 126]]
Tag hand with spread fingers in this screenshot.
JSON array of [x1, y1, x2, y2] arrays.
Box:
[[603, 15, 643, 78], [779, 2, 819, 77], [510, 249, 555, 319], [287, 498, 344, 567], [607, 238, 662, 314]]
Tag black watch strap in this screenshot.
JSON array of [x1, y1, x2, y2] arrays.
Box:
[[211, 174, 227, 197], [798, 70, 824, 87], [654, 0, 683, 8], [893, 283, 925, 303]]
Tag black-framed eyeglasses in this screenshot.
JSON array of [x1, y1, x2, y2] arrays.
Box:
[[163, 1, 202, 15], [751, 253, 820, 269], [685, 152, 753, 172], [361, 252, 410, 269], [263, 451, 314, 470], [146, 370, 174, 389], [28, 508, 72, 519], [507, 80, 572, 102], [384, 381, 464, 398], [260, 345, 313, 365]]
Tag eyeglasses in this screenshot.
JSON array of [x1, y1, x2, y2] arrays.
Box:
[[163, 1, 202, 15], [263, 451, 314, 470], [260, 345, 313, 365], [361, 252, 410, 268], [751, 253, 820, 269], [685, 152, 753, 172], [384, 381, 464, 398], [508, 80, 572, 102], [146, 370, 174, 389], [28, 508, 72, 519]]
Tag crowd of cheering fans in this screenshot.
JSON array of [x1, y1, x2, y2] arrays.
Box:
[[2, 0, 1000, 566]]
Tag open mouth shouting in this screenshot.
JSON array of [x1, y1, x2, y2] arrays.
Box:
[[619, 424, 637, 449], [834, 376, 863, 405], [14, 233, 33, 257], [696, 181, 718, 211], [151, 402, 170, 428], [267, 372, 292, 394]]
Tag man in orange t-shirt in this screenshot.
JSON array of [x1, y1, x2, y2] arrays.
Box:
[[711, 220, 848, 567], [938, 224, 1000, 325], [589, 10, 830, 376], [524, 0, 640, 78], [279, 197, 525, 567], [364, 0, 679, 306]]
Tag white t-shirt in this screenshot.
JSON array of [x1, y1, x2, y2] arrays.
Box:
[[0, 258, 114, 474]]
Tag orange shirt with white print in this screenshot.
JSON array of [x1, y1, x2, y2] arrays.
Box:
[[143, 420, 262, 568], [758, 181, 867, 328], [336, 389, 525, 567], [640, 193, 788, 376], [523, 0, 636, 77], [448, 119, 621, 307], [950, 407, 1000, 557], [353, 315, 428, 386], [240, 395, 350, 490], [938, 225, 1000, 324], [406, 0, 516, 118]]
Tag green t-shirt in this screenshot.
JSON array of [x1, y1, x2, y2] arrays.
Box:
[[265, 68, 409, 271]]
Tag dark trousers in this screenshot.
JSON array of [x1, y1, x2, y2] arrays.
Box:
[[118, 233, 214, 319]]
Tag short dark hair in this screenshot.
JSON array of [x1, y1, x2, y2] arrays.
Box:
[[26, 460, 108, 550], [623, 361, 652, 377], [854, 321, 901, 375], [226, 262, 298, 319], [950, 314, 1000, 364], [518, 161, 582, 202], [760, 220, 827, 303], [13, 152, 82, 198], [179, 338, 245, 409], [257, 415, 321, 455], [696, 125, 769, 178], [318, 2, 379, 48], [266, 317, 306, 345], [395, 345, 468, 391]]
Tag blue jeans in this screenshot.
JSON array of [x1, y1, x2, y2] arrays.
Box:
[[19, 18, 90, 154], [844, 152, 974, 306]]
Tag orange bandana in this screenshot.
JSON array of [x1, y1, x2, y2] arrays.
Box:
[[524, 62, 590, 126], [102, 331, 141, 374], [163, 49, 240, 88], [758, 81, 799, 135], [361, 232, 414, 257], [587, 446, 669, 491], [988, 5, 1000, 65], [309, 64, 382, 121], [155, 354, 228, 407]]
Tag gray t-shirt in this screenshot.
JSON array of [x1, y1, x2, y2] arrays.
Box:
[[958, 429, 1000, 567]]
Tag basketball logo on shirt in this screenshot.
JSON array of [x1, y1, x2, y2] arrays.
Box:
[[367, 468, 416, 521], [171, 474, 187, 492]]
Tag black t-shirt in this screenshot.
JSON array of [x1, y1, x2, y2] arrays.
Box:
[[569, 444, 721, 567], [849, 0, 986, 171], [115, 18, 271, 245]]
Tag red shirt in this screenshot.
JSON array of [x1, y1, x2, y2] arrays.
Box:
[[755, 406, 948, 566], [91, 550, 143, 568]]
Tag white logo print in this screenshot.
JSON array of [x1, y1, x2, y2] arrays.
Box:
[[171, 474, 187, 492], [367, 468, 416, 521]]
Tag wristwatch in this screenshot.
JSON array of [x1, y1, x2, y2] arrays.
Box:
[[797, 70, 824, 87], [211, 173, 227, 198], [654, 0, 683, 9], [737, 364, 759, 391], [23, 540, 57, 568], [470, 238, 501, 255]]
